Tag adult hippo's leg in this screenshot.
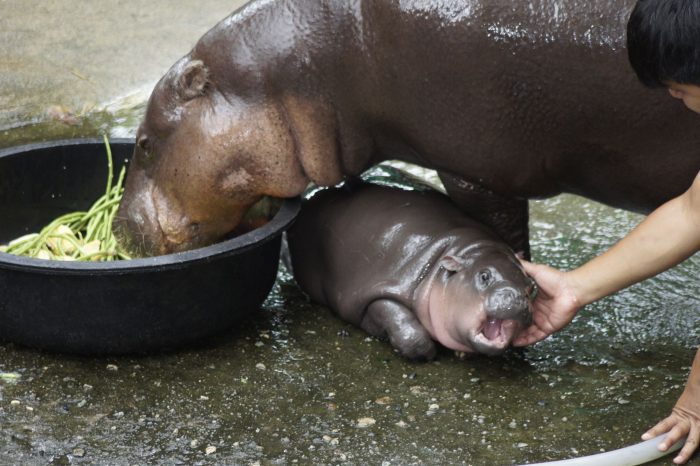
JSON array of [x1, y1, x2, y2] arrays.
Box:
[[360, 300, 437, 360], [438, 172, 531, 260]]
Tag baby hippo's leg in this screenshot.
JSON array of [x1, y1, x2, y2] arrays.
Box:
[[361, 300, 436, 360]]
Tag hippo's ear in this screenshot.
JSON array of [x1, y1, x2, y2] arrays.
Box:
[[439, 255, 467, 273], [177, 60, 209, 100]]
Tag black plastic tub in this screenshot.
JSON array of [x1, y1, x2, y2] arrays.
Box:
[[0, 138, 300, 355]]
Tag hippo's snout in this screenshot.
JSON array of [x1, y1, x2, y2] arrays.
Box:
[[469, 285, 533, 355], [113, 168, 167, 257], [485, 286, 532, 326], [113, 198, 165, 257]]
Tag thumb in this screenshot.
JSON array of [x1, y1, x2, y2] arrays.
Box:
[[519, 258, 544, 278]]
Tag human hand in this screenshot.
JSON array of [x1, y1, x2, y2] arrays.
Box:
[[642, 384, 700, 464], [513, 260, 582, 346]]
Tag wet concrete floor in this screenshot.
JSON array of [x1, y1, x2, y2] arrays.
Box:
[[1, 1, 698, 465], [0, 0, 247, 148], [2, 190, 697, 466]]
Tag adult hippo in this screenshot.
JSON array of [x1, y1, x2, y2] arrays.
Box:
[[287, 181, 535, 359], [114, 0, 700, 256]]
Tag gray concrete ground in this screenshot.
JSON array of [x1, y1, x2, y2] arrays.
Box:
[[0, 1, 697, 465], [0, 0, 247, 147]]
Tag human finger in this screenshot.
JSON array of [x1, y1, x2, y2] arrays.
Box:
[[673, 429, 696, 464], [513, 325, 548, 346], [518, 260, 559, 299], [661, 423, 689, 451], [519, 259, 539, 277], [642, 416, 676, 442]]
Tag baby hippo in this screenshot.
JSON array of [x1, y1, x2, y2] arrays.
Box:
[[287, 182, 536, 360]]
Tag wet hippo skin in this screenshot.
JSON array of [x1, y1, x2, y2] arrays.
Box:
[[115, 0, 700, 256], [287, 182, 535, 359]]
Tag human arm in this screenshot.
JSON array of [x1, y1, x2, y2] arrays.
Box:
[[564, 170, 700, 306], [514, 170, 700, 346]]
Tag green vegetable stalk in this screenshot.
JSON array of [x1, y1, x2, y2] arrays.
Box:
[[0, 135, 131, 261]]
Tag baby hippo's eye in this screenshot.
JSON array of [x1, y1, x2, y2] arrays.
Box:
[[478, 269, 492, 286]]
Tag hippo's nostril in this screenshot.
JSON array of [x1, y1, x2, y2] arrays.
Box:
[[495, 287, 515, 305], [486, 287, 531, 323]]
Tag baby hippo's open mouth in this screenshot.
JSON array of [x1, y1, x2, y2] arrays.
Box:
[[471, 318, 522, 355]]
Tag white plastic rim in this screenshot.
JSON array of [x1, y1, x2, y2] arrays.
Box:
[[518, 434, 685, 466]]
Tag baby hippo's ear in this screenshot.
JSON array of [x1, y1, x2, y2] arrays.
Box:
[[177, 59, 209, 100], [439, 255, 467, 273]]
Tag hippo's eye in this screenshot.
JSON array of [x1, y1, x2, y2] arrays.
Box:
[[478, 269, 492, 286], [137, 135, 152, 158]]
